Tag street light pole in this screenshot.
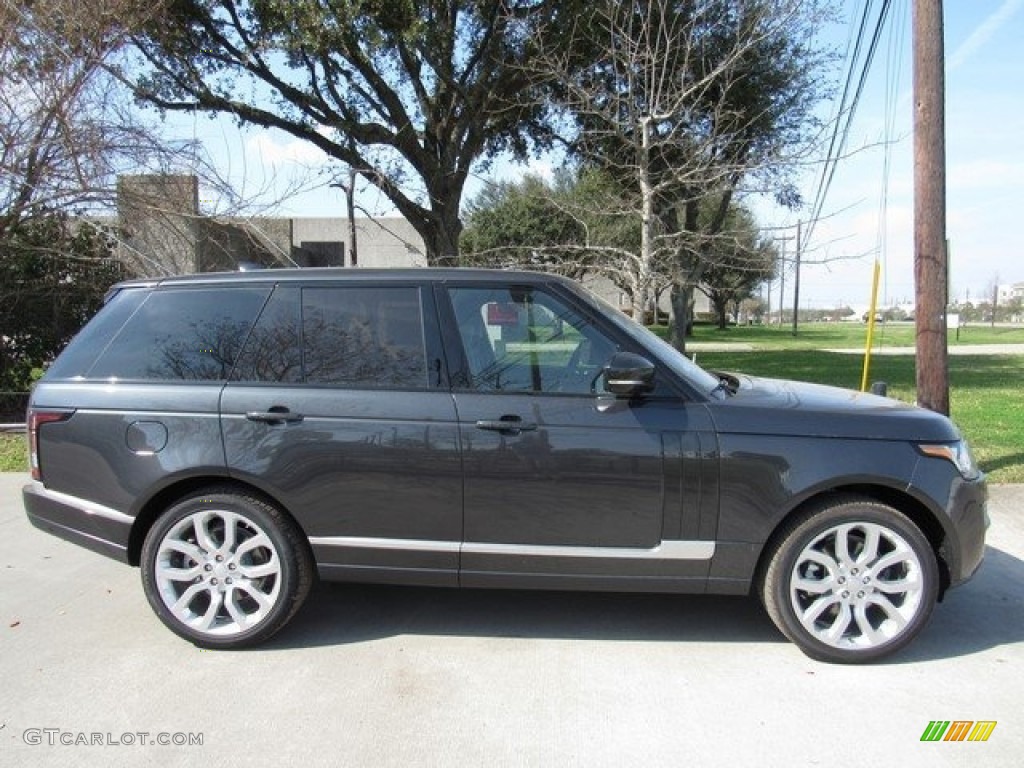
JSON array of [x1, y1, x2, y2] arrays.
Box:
[[330, 168, 360, 267], [775, 234, 794, 326], [791, 220, 802, 336]]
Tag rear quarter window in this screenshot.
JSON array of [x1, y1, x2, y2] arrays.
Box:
[[45, 287, 149, 380], [63, 286, 270, 381]]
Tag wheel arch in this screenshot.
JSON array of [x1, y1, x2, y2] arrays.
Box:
[[754, 484, 952, 598], [127, 476, 306, 567]]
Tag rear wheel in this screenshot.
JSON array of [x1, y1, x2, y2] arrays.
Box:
[[141, 489, 313, 648], [761, 497, 939, 663]]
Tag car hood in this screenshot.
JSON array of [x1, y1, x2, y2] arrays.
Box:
[[705, 374, 961, 442]]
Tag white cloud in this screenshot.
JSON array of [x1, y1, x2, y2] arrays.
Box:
[[948, 0, 1024, 72], [245, 133, 329, 167], [948, 159, 1024, 190], [524, 158, 555, 181]]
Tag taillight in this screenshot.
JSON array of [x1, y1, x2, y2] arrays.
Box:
[[27, 408, 74, 482]]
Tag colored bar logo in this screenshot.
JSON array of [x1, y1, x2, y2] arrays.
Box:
[[921, 721, 997, 742]]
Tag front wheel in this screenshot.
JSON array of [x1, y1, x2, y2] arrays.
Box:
[[141, 489, 313, 648], [761, 497, 939, 663]]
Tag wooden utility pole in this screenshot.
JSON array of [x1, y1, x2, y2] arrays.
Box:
[[913, 0, 949, 414]]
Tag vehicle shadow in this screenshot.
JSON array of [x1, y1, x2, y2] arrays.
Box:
[[893, 544, 1024, 664], [981, 452, 1024, 474], [268, 545, 1023, 660], [272, 584, 782, 649]]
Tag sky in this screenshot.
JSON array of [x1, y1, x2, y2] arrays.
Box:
[[765, 0, 1024, 311], [167, 1, 1024, 311]]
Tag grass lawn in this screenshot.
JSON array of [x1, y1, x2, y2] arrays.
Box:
[[692, 348, 1024, 484], [647, 322, 1023, 483], [665, 321, 1024, 351], [0, 433, 26, 473]]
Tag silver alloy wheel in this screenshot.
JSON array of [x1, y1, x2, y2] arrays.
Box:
[[789, 521, 925, 651], [154, 508, 282, 636]]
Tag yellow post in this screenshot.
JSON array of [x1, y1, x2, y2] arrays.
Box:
[[860, 260, 882, 391]]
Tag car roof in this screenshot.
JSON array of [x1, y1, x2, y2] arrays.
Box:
[[113, 267, 575, 291]]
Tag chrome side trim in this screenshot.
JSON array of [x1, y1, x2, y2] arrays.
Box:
[[30, 483, 134, 525], [308, 536, 715, 560], [463, 540, 715, 560], [309, 536, 461, 553]]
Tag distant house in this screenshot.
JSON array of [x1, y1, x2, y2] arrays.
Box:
[[997, 283, 1024, 303]]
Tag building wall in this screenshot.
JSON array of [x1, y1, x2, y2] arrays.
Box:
[[116, 175, 200, 276], [112, 175, 708, 319], [290, 217, 427, 268]]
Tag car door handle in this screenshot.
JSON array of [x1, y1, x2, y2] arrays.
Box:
[[245, 408, 304, 424], [475, 417, 537, 435]]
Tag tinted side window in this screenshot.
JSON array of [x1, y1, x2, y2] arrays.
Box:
[[87, 287, 270, 381], [231, 286, 302, 383], [45, 287, 149, 379], [302, 286, 427, 389]]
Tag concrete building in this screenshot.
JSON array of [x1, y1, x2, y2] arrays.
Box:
[[116, 175, 426, 274], [114, 174, 713, 318]]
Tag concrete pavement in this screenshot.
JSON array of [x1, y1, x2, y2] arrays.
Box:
[[825, 344, 1024, 356], [1, 472, 1021, 767], [683, 342, 1024, 356]]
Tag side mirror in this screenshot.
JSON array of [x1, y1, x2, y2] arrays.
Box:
[[602, 352, 655, 396]]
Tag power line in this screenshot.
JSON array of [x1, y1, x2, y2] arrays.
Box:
[[804, 0, 893, 250], [800, 0, 875, 242]]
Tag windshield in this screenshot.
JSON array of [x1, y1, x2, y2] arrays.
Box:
[[572, 285, 723, 396]]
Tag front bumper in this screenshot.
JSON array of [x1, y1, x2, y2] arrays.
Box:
[[23, 482, 133, 563], [944, 474, 988, 589]]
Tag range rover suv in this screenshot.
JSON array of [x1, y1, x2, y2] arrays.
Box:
[[23, 269, 987, 662]]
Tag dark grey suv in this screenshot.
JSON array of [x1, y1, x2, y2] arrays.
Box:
[[23, 269, 987, 662]]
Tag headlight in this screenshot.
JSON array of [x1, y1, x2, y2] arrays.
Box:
[[918, 441, 981, 480]]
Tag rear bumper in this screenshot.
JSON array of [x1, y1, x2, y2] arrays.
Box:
[[23, 482, 132, 563]]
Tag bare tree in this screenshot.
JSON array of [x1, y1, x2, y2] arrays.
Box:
[[536, 0, 829, 346], [0, 0, 306, 399], [987, 273, 1000, 329], [1, 0, 320, 278], [1, 2, 179, 234]]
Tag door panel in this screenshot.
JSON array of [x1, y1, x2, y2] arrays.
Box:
[[221, 282, 462, 586], [221, 387, 462, 582], [443, 283, 717, 587], [456, 393, 663, 548]]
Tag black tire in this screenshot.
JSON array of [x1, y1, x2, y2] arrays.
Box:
[[761, 496, 939, 663], [141, 488, 314, 649]]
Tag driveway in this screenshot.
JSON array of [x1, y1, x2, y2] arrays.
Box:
[[1, 472, 1021, 767]]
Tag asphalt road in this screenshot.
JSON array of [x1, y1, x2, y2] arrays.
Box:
[[1, 471, 1021, 767]]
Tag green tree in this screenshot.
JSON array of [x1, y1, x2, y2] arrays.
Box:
[[461, 174, 587, 275], [129, 0, 578, 265], [697, 205, 776, 329], [460, 168, 640, 281], [0, 215, 123, 398]]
